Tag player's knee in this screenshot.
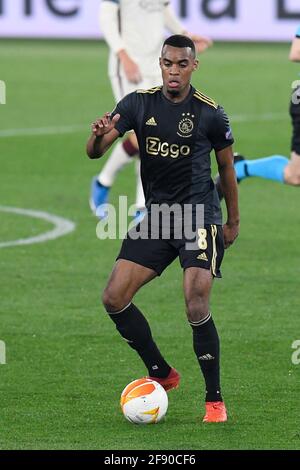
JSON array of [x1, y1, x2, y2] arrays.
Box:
[[292, 174, 300, 185], [291, 172, 300, 185], [101, 288, 114, 311], [186, 297, 209, 324], [284, 158, 300, 185], [102, 286, 130, 313], [285, 172, 300, 186]]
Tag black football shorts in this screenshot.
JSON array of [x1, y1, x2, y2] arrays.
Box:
[[117, 223, 225, 278]]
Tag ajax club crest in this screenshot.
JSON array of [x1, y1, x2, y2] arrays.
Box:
[[177, 113, 194, 138]]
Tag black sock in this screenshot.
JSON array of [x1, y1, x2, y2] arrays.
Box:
[[108, 303, 171, 378], [190, 313, 222, 402]]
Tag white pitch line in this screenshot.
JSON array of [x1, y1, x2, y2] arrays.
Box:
[[0, 112, 288, 138], [231, 112, 287, 123], [0, 206, 76, 248], [0, 124, 87, 138]]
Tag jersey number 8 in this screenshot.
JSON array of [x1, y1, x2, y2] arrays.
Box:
[[197, 229, 208, 250]]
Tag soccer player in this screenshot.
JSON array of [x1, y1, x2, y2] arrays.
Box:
[[90, 0, 212, 220], [87, 35, 239, 423], [216, 26, 300, 200]]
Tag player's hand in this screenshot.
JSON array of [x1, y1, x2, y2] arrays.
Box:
[[223, 221, 239, 249], [91, 113, 120, 136], [187, 33, 213, 54], [119, 50, 142, 84]]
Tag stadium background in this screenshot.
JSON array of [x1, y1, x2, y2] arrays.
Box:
[[0, 0, 299, 450]]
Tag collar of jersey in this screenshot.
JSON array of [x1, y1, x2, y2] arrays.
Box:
[[161, 85, 194, 106]]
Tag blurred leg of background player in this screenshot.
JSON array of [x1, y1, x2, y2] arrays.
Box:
[[90, 75, 161, 220], [216, 103, 300, 200], [216, 31, 300, 199], [216, 151, 300, 201], [232, 94, 300, 186], [231, 152, 300, 185]]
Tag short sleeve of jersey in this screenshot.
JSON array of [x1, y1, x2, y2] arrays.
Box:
[[111, 92, 137, 137], [209, 106, 234, 152], [296, 25, 300, 38]]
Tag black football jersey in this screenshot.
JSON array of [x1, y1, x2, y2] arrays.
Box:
[[112, 85, 234, 225]]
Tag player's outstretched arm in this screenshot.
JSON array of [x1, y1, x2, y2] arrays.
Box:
[[216, 146, 240, 249], [86, 113, 120, 159], [118, 49, 142, 84]]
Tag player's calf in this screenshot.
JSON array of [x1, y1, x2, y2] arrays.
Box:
[[104, 302, 172, 379]]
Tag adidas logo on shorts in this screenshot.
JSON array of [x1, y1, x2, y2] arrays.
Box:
[[197, 252, 208, 262]]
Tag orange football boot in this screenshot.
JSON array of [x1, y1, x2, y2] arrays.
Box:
[[148, 367, 180, 392], [203, 401, 227, 423]]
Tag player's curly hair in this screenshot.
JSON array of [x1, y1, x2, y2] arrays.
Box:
[[162, 35, 196, 58]]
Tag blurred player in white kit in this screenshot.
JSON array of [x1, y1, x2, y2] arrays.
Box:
[[90, 0, 212, 221]]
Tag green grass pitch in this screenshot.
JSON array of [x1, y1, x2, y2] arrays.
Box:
[[0, 39, 299, 450]]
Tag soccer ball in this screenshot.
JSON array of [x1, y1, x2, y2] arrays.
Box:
[[120, 378, 168, 424]]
